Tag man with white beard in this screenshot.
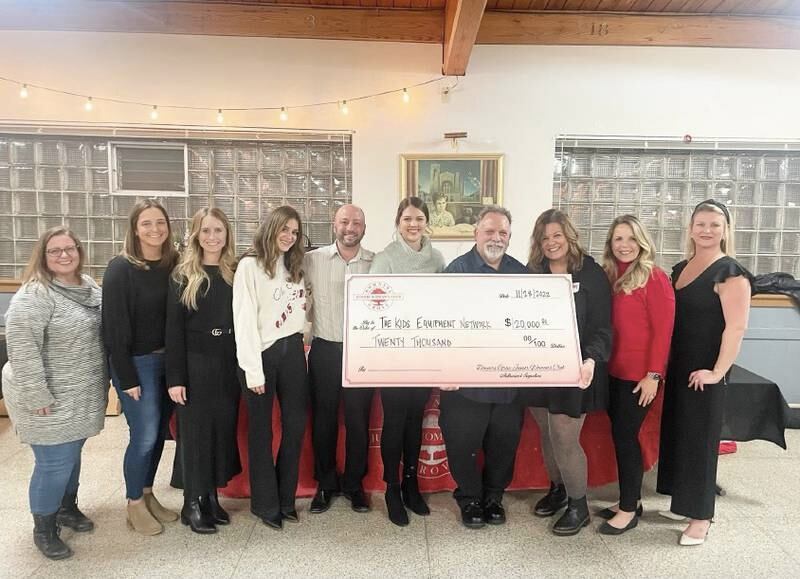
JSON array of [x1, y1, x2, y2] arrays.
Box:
[[439, 205, 528, 529]]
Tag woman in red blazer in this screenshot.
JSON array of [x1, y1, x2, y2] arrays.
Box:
[[597, 214, 675, 535]]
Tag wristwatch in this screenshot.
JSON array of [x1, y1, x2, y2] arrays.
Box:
[[647, 372, 663, 381]]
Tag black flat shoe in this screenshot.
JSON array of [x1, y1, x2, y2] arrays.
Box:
[[534, 482, 567, 517], [599, 516, 639, 535], [259, 513, 283, 530], [460, 500, 486, 529], [484, 499, 506, 525], [597, 504, 643, 520], [310, 489, 335, 514], [345, 490, 371, 513]]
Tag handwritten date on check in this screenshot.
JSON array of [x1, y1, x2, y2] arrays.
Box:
[[342, 274, 582, 388]]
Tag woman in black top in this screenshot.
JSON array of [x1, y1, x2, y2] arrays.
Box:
[[166, 208, 241, 534], [103, 199, 179, 536], [657, 200, 752, 546], [522, 209, 612, 536]]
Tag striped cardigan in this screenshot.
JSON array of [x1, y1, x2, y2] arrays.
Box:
[[2, 276, 107, 445]]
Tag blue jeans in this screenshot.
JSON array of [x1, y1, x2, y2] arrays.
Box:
[[30, 439, 86, 515], [111, 353, 171, 500]]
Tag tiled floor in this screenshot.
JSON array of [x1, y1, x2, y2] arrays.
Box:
[[1, 416, 797, 578]]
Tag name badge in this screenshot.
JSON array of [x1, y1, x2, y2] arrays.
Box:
[[572, 282, 580, 293]]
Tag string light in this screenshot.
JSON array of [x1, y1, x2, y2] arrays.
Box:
[[0, 74, 447, 120]]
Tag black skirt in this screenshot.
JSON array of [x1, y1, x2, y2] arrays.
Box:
[[173, 341, 242, 497]]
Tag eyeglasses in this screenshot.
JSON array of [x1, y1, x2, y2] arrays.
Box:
[[45, 246, 79, 258]]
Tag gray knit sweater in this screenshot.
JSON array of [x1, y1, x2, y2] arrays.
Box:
[[369, 235, 445, 274], [2, 276, 107, 445]]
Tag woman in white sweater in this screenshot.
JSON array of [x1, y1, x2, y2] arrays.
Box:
[[3, 227, 107, 560], [370, 196, 445, 526], [233, 205, 308, 530]]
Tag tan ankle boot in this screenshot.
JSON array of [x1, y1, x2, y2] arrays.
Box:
[[126, 501, 163, 536], [143, 492, 178, 523]]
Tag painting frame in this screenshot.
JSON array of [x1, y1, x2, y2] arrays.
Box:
[[400, 153, 504, 240]]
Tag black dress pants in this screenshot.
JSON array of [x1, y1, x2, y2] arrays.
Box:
[[241, 333, 309, 519], [439, 391, 523, 506], [308, 338, 374, 493], [380, 388, 431, 484], [607, 376, 652, 512]]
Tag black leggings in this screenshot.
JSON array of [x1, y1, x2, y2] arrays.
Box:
[[608, 376, 652, 512], [379, 388, 430, 484]]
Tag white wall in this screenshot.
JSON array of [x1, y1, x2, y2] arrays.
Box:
[[2, 31, 800, 263]]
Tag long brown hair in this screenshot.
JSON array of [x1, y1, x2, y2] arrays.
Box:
[[248, 205, 304, 283], [121, 199, 179, 270], [602, 214, 657, 294], [527, 209, 585, 273], [22, 226, 86, 286], [172, 208, 237, 310]]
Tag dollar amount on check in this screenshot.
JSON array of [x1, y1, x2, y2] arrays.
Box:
[[342, 274, 582, 387]]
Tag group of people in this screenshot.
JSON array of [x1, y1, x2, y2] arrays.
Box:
[[1, 191, 752, 561]]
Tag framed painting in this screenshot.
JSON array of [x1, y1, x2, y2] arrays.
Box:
[[400, 153, 504, 240]]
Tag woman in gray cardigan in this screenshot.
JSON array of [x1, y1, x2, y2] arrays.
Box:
[[3, 227, 107, 560], [370, 197, 445, 526]]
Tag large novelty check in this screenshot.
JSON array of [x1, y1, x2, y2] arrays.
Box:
[[342, 274, 582, 387]]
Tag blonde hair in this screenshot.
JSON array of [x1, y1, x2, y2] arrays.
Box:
[[685, 202, 736, 258], [247, 205, 304, 284], [602, 215, 657, 294], [172, 208, 236, 310], [121, 199, 179, 270], [22, 226, 86, 286], [527, 209, 586, 273]]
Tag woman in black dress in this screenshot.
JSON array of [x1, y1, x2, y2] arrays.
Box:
[[657, 200, 752, 546], [166, 208, 242, 534], [522, 209, 612, 536]]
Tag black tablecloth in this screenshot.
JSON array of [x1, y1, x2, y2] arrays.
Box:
[[722, 365, 792, 449]]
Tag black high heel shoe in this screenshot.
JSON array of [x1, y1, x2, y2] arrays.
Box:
[[181, 498, 217, 534]]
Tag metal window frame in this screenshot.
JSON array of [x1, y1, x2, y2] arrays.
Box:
[[109, 141, 189, 197]]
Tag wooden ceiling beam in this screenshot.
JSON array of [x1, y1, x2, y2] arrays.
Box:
[[443, 0, 489, 75], [1, 1, 800, 51], [0, 1, 444, 43], [477, 11, 800, 48]]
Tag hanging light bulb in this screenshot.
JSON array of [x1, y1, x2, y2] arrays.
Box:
[[19, 84, 28, 99], [150, 105, 159, 120], [216, 109, 224, 124], [340, 100, 349, 115], [279, 107, 288, 122], [402, 88, 410, 103], [84, 97, 94, 112]]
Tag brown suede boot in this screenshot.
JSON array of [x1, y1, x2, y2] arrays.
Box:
[[143, 491, 178, 523], [126, 500, 163, 536]]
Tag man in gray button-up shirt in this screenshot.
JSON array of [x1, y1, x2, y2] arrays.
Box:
[[304, 205, 375, 514]]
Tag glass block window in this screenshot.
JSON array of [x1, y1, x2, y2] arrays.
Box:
[[553, 138, 800, 277], [0, 131, 352, 280]]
